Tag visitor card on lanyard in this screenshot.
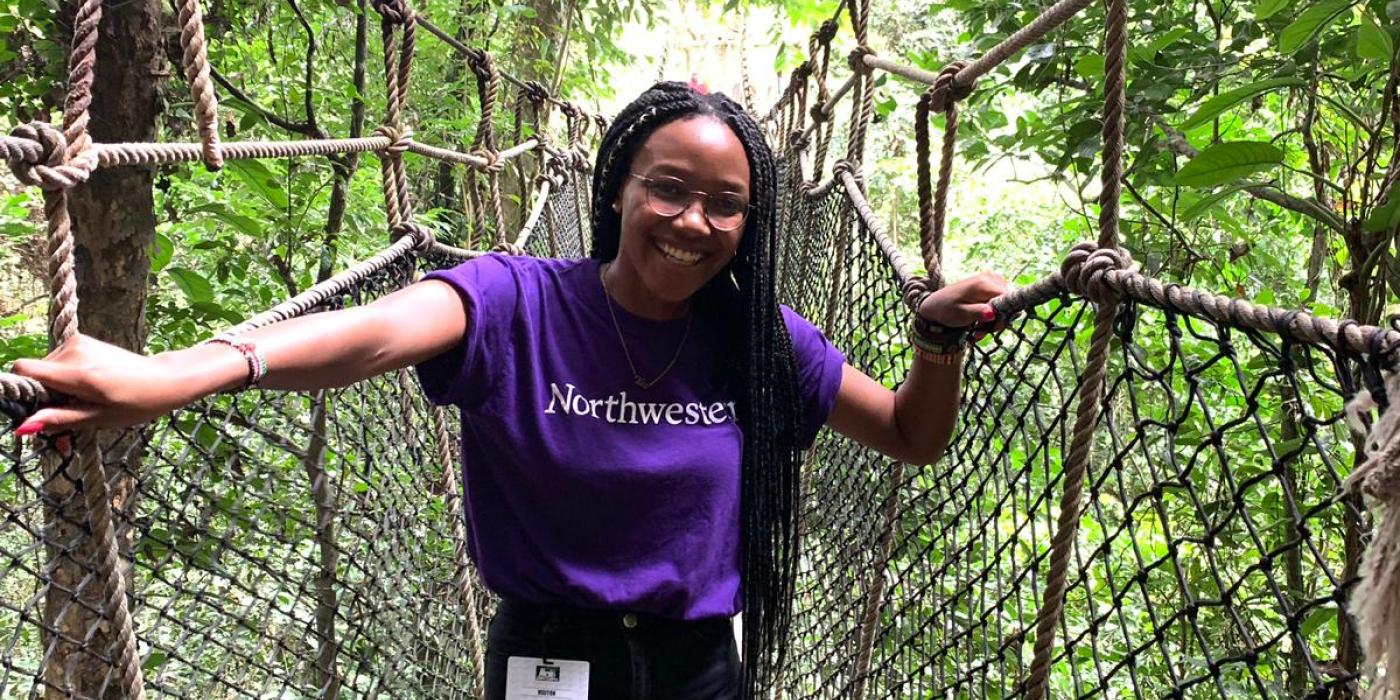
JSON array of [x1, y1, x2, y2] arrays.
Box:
[[505, 656, 589, 699]]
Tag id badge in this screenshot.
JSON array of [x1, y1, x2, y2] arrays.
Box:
[[505, 656, 589, 699]]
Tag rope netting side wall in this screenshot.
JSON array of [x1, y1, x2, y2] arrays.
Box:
[[768, 0, 1400, 696], [0, 0, 599, 695], [778, 176, 1371, 697]]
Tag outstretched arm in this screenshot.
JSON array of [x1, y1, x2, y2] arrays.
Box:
[[12, 279, 468, 432], [826, 273, 1008, 465]]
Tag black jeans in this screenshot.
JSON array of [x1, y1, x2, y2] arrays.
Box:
[[484, 598, 741, 700]]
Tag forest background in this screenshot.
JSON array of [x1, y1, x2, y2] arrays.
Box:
[[0, 0, 1398, 694], [1, 0, 1396, 365]]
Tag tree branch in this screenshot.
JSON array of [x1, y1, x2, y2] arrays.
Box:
[[285, 0, 320, 136], [211, 66, 325, 138]]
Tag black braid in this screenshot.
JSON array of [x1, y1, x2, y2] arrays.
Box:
[[589, 82, 804, 698]]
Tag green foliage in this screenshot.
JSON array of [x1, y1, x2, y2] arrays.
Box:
[[1174, 141, 1285, 187]]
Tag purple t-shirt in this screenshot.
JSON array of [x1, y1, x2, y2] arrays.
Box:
[[415, 254, 845, 620]]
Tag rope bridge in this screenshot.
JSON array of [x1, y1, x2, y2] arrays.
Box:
[[0, 0, 1397, 699]]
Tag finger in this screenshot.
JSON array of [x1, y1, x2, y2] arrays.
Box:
[[10, 358, 89, 399], [27, 404, 104, 433]]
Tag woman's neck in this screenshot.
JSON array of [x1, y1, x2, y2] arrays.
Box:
[[600, 261, 689, 321]]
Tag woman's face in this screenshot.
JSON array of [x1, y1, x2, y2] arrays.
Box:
[[610, 115, 752, 307]]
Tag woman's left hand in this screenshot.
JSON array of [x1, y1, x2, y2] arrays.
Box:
[[916, 272, 1012, 338]]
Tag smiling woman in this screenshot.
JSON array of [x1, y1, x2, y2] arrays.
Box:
[[11, 81, 1008, 700]]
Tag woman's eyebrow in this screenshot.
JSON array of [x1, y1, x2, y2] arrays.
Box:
[[645, 163, 749, 193]]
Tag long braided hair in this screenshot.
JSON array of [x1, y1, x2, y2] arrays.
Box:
[[589, 81, 803, 696]]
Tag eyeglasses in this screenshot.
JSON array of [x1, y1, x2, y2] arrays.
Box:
[[628, 173, 750, 232]]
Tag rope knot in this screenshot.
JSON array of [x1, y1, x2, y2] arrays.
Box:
[[390, 221, 435, 252], [810, 102, 829, 123], [521, 80, 550, 105], [815, 19, 839, 45], [369, 0, 409, 23], [1060, 242, 1133, 301], [470, 148, 504, 173], [569, 145, 592, 172], [832, 158, 862, 182], [536, 156, 569, 189], [848, 46, 876, 75], [466, 49, 495, 79], [927, 61, 973, 113], [492, 241, 526, 256], [372, 125, 412, 155], [7, 122, 91, 191], [900, 275, 943, 313], [592, 114, 609, 135], [788, 129, 810, 152]]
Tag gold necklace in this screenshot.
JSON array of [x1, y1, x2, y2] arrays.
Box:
[[599, 263, 693, 389]]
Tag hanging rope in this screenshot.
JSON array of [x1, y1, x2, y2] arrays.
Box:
[[0, 1, 151, 697], [1347, 368, 1400, 699], [467, 51, 509, 243], [1022, 0, 1128, 695], [905, 61, 973, 305], [175, 0, 223, 169]]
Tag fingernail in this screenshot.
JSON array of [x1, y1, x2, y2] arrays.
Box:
[[55, 435, 71, 456], [14, 421, 44, 437], [980, 306, 997, 322]]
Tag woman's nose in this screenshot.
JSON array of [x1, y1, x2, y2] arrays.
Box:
[[674, 198, 711, 234]]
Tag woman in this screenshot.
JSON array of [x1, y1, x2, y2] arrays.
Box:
[[11, 82, 1007, 699]]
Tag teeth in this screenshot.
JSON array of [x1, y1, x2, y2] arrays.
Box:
[[656, 241, 704, 265]]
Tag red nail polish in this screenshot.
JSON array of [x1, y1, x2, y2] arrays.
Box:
[[980, 307, 996, 322], [14, 421, 44, 437], [55, 435, 71, 456]]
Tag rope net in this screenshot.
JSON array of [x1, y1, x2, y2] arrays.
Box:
[[775, 170, 1369, 698], [2, 0, 1399, 697]]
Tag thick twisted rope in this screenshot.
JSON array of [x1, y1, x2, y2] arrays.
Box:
[[1345, 370, 1400, 699], [220, 226, 430, 337], [904, 62, 973, 309], [13, 1, 152, 697], [176, 0, 223, 169], [1023, 0, 1127, 694], [429, 402, 489, 690], [374, 1, 418, 229]]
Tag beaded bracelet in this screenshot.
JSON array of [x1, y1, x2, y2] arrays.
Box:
[[911, 344, 966, 366], [910, 315, 970, 356], [206, 336, 267, 390]]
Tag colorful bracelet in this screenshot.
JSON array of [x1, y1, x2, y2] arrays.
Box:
[[206, 335, 267, 390], [911, 344, 966, 366]]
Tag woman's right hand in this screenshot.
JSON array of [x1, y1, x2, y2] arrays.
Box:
[[11, 334, 215, 433], [9, 276, 471, 435]]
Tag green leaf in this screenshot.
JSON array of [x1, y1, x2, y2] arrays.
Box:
[[1255, 0, 1291, 20], [1174, 142, 1284, 187], [167, 266, 215, 304], [149, 232, 173, 273], [1279, 0, 1356, 55], [225, 160, 290, 211], [188, 203, 264, 238], [1181, 182, 1261, 221], [1299, 606, 1336, 639], [1074, 53, 1105, 79], [1364, 191, 1400, 231], [1358, 12, 1393, 60], [1179, 78, 1304, 130]]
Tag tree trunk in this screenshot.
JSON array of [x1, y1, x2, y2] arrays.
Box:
[[41, 1, 161, 697]]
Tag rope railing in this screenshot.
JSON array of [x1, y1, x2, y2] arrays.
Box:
[[0, 0, 602, 694], [790, 0, 1400, 685], [6, 0, 1400, 693]]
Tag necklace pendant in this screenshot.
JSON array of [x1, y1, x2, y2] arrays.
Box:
[[634, 376, 652, 389]]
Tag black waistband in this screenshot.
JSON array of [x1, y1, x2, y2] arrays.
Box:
[[496, 598, 730, 635]]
